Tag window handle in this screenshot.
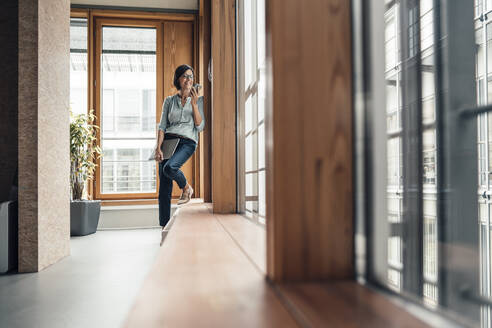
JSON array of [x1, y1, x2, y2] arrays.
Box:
[[460, 104, 492, 118], [481, 190, 490, 200], [479, 13, 489, 22], [461, 285, 492, 306]]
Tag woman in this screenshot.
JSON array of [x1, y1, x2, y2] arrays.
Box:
[[155, 64, 204, 231]]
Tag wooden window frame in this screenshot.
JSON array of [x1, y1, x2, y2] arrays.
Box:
[[94, 17, 162, 200], [70, 8, 201, 202]]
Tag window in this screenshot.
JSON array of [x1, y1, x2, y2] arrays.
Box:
[[70, 17, 88, 116], [355, 1, 485, 326], [100, 25, 157, 195], [70, 10, 197, 201], [237, 0, 266, 224]]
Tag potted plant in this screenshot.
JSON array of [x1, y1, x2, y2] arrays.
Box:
[[70, 109, 102, 236]]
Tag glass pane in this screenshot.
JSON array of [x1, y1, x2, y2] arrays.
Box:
[[421, 55, 435, 124], [244, 0, 254, 88], [70, 18, 88, 116], [245, 172, 257, 197], [477, 28, 484, 79], [423, 130, 436, 185], [101, 26, 157, 194], [478, 79, 485, 106], [423, 198, 438, 306], [487, 24, 492, 84], [245, 133, 254, 172], [479, 142, 487, 187], [258, 123, 265, 169], [245, 201, 256, 216], [420, 3, 434, 52], [386, 74, 399, 132], [387, 137, 400, 186], [257, 0, 266, 69], [476, 0, 484, 17], [245, 96, 253, 134], [258, 170, 265, 217], [258, 68, 266, 122], [385, 12, 397, 71]]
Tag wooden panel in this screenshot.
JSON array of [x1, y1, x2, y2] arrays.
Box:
[[192, 17, 200, 198], [123, 204, 298, 328], [162, 21, 196, 197], [198, 0, 212, 201], [266, 0, 353, 280], [211, 0, 236, 213], [90, 10, 195, 21], [276, 282, 430, 327], [70, 8, 88, 18], [155, 21, 164, 200]]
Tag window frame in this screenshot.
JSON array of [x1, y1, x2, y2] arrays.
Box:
[[94, 17, 162, 200], [70, 8, 199, 201]]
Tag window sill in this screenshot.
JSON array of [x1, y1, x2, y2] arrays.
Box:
[[124, 204, 445, 327]]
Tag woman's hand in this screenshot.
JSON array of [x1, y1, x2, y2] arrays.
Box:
[[154, 147, 164, 162], [190, 87, 199, 106]]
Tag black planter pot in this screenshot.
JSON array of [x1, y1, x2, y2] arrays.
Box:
[[70, 200, 101, 236]]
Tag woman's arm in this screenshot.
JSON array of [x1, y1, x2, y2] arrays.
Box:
[[190, 88, 204, 129], [155, 97, 170, 161], [155, 129, 165, 162]]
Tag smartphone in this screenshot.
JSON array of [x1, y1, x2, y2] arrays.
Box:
[[193, 83, 202, 92]]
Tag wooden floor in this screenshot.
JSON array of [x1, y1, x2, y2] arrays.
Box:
[[124, 203, 430, 328]]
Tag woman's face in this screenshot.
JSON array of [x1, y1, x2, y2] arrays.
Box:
[[179, 69, 194, 91]]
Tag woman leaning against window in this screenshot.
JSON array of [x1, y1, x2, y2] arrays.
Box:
[[154, 64, 204, 234]]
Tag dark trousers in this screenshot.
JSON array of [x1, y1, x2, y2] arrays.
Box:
[[158, 137, 197, 227]]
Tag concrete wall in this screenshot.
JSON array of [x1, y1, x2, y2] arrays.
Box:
[[18, 0, 71, 272], [70, 0, 199, 10]]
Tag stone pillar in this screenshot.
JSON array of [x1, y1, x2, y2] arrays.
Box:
[[18, 0, 71, 272]]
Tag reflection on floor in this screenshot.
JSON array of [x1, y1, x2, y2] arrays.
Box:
[[0, 228, 161, 328]]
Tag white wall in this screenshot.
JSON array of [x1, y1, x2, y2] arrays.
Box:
[[70, 0, 198, 10], [98, 205, 178, 229]]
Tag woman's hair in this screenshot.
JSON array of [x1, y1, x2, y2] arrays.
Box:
[[173, 64, 195, 90]]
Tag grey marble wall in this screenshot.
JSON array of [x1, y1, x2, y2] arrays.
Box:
[[0, 2, 18, 202], [18, 0, 71, 272]]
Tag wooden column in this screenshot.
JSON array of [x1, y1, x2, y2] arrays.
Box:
[[266, 0, 353, 281], [199, 0, 212, 202], [211, 0, 236, 213]]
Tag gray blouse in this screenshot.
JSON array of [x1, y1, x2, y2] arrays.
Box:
[[158, 94, 205, 144]]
